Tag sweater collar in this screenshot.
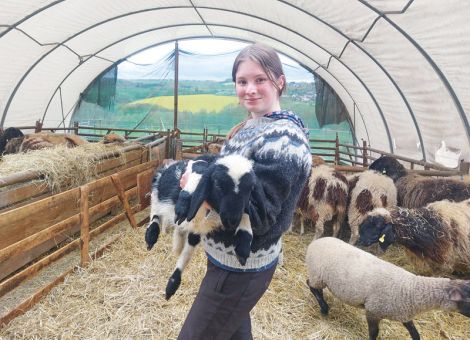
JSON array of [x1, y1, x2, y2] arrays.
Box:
[[263, 110, 309, 137]]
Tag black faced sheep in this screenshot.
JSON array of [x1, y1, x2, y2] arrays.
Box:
[[145, 153, 255, 300], [306, 237, 470, 340], [369, 155, 470, 208], [0, 127, 24, 155], [346, 170, 397, 244], [357, 199, 470, 274]]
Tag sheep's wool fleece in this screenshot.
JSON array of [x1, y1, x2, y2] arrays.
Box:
[[203, 112, 312, 271]]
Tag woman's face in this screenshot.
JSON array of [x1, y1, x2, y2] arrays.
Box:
[[235, 59, 284, 117]]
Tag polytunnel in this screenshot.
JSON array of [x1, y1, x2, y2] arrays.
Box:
[[1, 0, 469, 164]]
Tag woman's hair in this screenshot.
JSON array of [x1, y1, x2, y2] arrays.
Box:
[[232, 43, 286, 96]]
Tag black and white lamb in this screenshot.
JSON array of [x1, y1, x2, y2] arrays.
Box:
[[369, 155, 470, 208], [145, 153, 255, 300], [357, 199, 470, 274], [346, 170, 397, 244], [306, 237, 470, 340]]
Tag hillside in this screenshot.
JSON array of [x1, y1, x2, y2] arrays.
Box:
[[128, 94, 239, 113]]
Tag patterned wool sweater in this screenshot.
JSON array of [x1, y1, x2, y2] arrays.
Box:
[[202, 111, 312, 272]]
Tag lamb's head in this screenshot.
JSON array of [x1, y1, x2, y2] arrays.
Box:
[[445, 280, 470, 317], [176, 154, 255, 230], [368, 156, 407, 182], [211, 155, 255, 229], [357, 208, 394, 250]]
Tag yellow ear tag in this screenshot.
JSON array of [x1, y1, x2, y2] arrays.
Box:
[[379, 234, 386, 243]]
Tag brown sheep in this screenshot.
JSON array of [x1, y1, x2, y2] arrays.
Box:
[[308, 164, 348, 239], [19, 133, 88, 151], [358, 199, 470, 274], [369, 155, 470, 208], [102, 133, 126, 144]]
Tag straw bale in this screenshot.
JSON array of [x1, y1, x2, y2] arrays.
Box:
[[1, 220, 469, 339], [0, 143, 126, 193]]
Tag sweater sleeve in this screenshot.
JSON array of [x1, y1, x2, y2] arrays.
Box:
[[247, 155, 306, 236]]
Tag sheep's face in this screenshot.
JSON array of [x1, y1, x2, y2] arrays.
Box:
[[210, 166, 255, 230], [358, 216, 394, 250], [368, 156, 407, 182], [448, 281, 470, 317]]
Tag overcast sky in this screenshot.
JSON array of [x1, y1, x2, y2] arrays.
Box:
[[118, 38, 314, 82]]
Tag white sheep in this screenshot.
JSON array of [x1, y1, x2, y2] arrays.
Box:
[[306, 237, 470, 340], [347, 170, 397, 244], [358, 199, 470, 274]]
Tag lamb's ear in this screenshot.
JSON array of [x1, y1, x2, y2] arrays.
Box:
[[185, 165, 215, 222], [378, 223, 395, 250]]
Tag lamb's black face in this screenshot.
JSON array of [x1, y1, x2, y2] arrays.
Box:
[[357, 215, 387, 247], [211, 169, 255, 230]]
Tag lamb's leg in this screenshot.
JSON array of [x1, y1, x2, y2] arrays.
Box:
[[366, 313, 381, 340], [165, 232, 200, 300], [161, 217, 169, 234], [145, 215, 160, 250], [403, 321, 420, 340], [300, 215, 305, 235], [307, 280, 329, 315], [349, 224, 359, 245], [309, 206, 319, 237], [313, 217, 325, 240], [332, 212, 344, 238], [172, 227, 186, 256], [234, 213, 253, 266]]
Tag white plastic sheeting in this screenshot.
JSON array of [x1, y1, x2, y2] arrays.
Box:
[[0, 0, 469, 163]]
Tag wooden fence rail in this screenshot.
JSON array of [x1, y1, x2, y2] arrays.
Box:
[[0, 158, 158, 326]]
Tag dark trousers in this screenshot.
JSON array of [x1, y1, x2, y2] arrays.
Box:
[[178, 259, 277, 340]]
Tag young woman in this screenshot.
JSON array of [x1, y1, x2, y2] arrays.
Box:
[[178, 43, 312, 340]]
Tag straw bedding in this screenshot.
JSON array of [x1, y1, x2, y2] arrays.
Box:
[[1, 219, 469, 339], [0, 143, 126, 193]]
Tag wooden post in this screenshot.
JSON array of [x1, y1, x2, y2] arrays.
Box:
[[165, 129, 171, 159], [35, 120, 43, 133], [73, 121, 79, 134], [175, 139, 183, 160], [362, 140, 368, 167], [460, 160, 470, 175], [334, 133, 340, 165], [80, 184, 90, 267], [111, 174, 137, 229], [174, 40, 179, 130], [137, 169, 154, 211], [203, 127, 208, 153]]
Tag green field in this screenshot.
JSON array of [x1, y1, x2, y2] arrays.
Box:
[[129, 94, 239, 113]]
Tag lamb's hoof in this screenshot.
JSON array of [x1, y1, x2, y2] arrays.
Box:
[[165, 269, 182, 300], [234, 230, 252, 266], [320, 303, 329, 315], [174, 191, 191, 225], [236, 253, 248, 266], [145, 222, 160, 251]]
